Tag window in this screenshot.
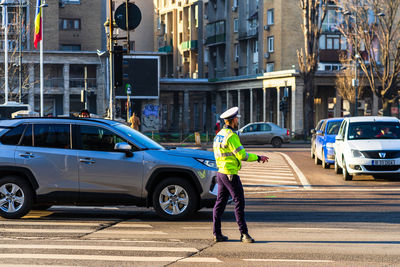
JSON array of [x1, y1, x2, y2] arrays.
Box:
[[34, 124, 70, 149], [260, 123, 272, 132], [267, 36, 274, 52], [62, 0, 81, 4], [233, 0, 238, 7], [267, 9, 274, 25], [234, 43, 239, 61], [0, 124, 26, 145], [234, 19, 239, 33], [20, 124, 32, 147], [59, 18, 81, 30], [326, 121, 342, 135], [79, 125, 126, 152], [320, 34, 342, 50], [60, 44, 81, 51], [266, 63, 274, 72]]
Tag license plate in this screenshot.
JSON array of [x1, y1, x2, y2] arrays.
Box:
[[372, 160, 396, 166]]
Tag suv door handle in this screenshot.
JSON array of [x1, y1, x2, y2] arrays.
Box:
[[79, 158, 96, 164], [19, 152, 35, 158]]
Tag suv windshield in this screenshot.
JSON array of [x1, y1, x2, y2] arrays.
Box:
[[326, 121, 342, 135], [348, 121, 400, 140], [114, 124, 164, 150]]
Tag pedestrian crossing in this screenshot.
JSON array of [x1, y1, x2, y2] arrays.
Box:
[[0, 219, 222, 266], [240, 152, 305, 194]]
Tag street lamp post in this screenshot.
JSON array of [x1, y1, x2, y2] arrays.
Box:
[[104, 0, 115, 120], [18, 0, 23, 103], [1, 0, 10, 104]]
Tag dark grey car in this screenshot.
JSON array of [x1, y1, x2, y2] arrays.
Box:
[[0, 118, 217, 220], [237, 122, 290, 147]]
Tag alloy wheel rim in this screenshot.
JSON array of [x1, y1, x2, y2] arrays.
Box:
[[159, 185, 189, 215], [0, 183, 24, 213]]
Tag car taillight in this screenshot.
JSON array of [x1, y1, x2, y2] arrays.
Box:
[[286, 129, 290, 136]]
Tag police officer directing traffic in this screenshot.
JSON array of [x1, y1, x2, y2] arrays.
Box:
[[213, 107, 268, 243]]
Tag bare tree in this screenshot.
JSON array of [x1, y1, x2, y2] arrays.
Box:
[[0, 5, 33, 102], [335, 52, 368, 115], [297, 0, 329, 137], [337, 0, 400, 115]]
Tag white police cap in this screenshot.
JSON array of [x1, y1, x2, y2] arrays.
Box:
[[220, 107, 241, 120]]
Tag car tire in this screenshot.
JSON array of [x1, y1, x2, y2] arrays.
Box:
[[334, 157, 342, 174], [310, 145, 315, 159], [322, 150, 330, 169], [152, 177, 198, 220], [314, 152, 321, 165], [271, 137, 282, 148], [0, 176, 34, 219], [342, 158, 353, 181]]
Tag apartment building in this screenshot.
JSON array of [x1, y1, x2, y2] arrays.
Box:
[[0, 0, 107, 116]]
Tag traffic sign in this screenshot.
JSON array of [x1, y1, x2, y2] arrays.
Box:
[[114, 3, 142, 31]]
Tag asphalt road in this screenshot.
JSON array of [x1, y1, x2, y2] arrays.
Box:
[[1, 145, 400, 266]]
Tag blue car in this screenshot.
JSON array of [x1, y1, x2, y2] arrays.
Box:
[[314, 118, 344, 169]]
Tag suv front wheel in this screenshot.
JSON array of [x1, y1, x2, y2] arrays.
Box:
[[152, 177, 198, 220], [0, 176, 34, 219]]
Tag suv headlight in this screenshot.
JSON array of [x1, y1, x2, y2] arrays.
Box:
[[326, 142, 335, 148], [195, 158, 217, 169], [351, 149, 364, 158]]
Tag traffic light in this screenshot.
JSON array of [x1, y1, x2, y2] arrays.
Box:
[[114, 46, 124, 87], [279, 100, 285, 111]]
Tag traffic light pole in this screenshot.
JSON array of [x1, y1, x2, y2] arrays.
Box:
[[108, 0, 114, 120]]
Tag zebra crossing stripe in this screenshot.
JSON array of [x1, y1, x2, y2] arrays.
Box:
[[0, 244, 198, 252], [0, 254, 221, 263], [0, 221, 104, 227], [243, 179, 298, 184], [278, 152, 311, 189], [241, 174, 295, 178]]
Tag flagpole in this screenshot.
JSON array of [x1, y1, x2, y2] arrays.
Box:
[[39, 4, 44, 117], [3, 5, 9, 104]]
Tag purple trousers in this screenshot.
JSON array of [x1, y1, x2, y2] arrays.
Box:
[[213, 172, 248, 236]]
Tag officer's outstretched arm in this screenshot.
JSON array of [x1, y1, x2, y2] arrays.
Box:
[[228, 134, 258, 162]]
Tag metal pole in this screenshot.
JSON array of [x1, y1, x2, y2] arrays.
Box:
[[18, 0, 22, 103], [354, 15, 358, 116], [40, 5, 44, 117], [108, 0, 114, 120], [4, 5, 9, 104], [126, 0, 130, 52], [84, 65, 88, 110]]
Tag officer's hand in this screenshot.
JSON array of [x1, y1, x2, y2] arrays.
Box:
[[258, 156, 269, 163]]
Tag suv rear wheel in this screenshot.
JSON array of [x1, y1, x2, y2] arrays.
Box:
[[152, 177, 198, 220], [0, 176, 33, 219]]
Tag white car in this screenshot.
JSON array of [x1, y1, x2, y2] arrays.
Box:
[[334, 116, 400, 180]]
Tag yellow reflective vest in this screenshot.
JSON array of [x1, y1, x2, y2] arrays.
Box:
[[213, 126, 258, 175]]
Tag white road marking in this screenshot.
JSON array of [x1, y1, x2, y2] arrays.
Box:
[[0, 229, 91, 233], [278, 152, 312, 189], [241, 175, 295, 180], [244, 184, 300, 188], [89, 230, 167, 235], [243, 259, 334, 263], [0, 254, 182, 262], [111, 223, 153, 228], [243, 179, 298, 184], [179, 257, 222, 263], [0, 244, 198, 252], [0, 221, 103, 227], [241, 173, 295, 178], [287, 228, 354, 231], [0, 254, 221, 263]]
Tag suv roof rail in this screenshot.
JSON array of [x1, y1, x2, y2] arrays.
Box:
[[10, 116, 116, 126]]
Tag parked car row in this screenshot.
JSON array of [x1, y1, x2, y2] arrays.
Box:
[[311, 116, 400, 181]]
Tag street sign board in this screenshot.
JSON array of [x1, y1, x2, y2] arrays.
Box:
[[116, 56, 160, 99]]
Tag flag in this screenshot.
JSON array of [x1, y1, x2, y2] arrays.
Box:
[[34, 0, 42, 49]]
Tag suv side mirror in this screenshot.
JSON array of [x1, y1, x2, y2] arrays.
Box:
[[335, 135, 343, 141], [114, 142, 133, 157]]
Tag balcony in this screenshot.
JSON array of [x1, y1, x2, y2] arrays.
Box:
[[239, 26, 258, 40], [206, 20, 226, 46], [158, 46, 173, 53], [181, 40, 198, 51]]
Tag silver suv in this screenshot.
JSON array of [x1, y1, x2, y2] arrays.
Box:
[[0, 118, 218, 220]]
